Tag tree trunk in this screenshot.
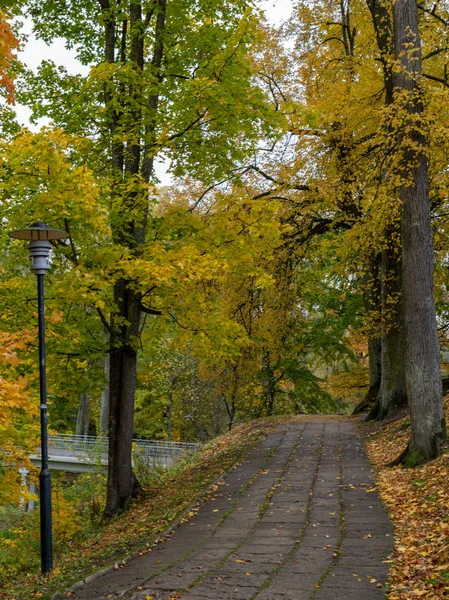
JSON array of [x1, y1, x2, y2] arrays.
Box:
[[353, 338, 381, 415], [366, 0, 394, 104], [76, 392, 89, 437], [366, 242, 407, 421], [100, 352, 110, 435], [367, 338, 382, 401], [364, 0, 408, 422], [392, 0, 446, 465], [104, 283, 142, 517], [377, 243, 407, 418], [224, 364, 239, 430], [102, 0, 166, 518], [354, 253, 382, 415], [261, 350, 276, 416], [224, 396, 236, 431]]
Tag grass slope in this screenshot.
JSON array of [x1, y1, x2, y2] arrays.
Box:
[[0, 418, 288, 600]]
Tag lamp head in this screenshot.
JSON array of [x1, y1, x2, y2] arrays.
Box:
[[9, 222, 69, 241], [9, 222, 69, 275]]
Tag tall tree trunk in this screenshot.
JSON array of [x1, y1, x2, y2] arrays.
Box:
[[392, 0, 446, 465], [224, 364, 239, 430], [102, 0, 167, 518], [366, 338, 381, 401], [224, 396, 236, 431], [104, 284, 142, 516], [365, 0, 408, 422]]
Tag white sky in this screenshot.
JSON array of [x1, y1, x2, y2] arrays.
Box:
[[15, 0, 294, 183]]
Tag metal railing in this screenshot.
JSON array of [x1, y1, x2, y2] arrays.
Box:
[[40, 434, 199, 465]]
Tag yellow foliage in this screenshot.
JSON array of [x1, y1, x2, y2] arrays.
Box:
[[0, 329, 39, 505], [52, 487, 82, 541]]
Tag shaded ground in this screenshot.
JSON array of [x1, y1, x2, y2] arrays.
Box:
[[69, 420, 393, 600]]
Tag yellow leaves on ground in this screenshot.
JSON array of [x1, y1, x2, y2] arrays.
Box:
[[363, 398, 449, 599]]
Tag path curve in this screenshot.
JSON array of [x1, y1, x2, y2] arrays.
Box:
[[72, 420, 393, 600]]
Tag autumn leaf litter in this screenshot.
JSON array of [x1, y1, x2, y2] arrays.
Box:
[[362, 398, 449, 599]]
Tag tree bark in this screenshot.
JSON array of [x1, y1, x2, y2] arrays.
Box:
[[100, 352, 110, 435], [376, 242, 406, 419], [392, 0, 446, 465], [354, 253, 382, 415], [224, 364, 239, 430], [76, 392, 89, 437], [261, 350, 276, 416], [366, 0, 394, 103], [104, 283, 142, 517]]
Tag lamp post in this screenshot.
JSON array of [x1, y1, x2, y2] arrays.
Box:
[[9, 222, 69, 574]]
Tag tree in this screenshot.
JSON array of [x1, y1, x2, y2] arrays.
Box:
[[390, 0, 446, 464], [361, 0, 407, 422], [18, 0, 276, 516]]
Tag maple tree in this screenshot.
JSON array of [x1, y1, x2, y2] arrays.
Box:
[[361, 0, 406, 422], [4, 3, 449, 597]]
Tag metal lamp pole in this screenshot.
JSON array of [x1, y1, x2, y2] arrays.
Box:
[[9, 222, 69, 574]]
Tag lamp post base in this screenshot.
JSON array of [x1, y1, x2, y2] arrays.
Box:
[[39, 468, 53, 574]]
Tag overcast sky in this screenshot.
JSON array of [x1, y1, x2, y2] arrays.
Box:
[[15, 0, 294, 183]]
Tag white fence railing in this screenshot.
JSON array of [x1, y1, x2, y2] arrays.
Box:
[[38, 434, 199, 465]]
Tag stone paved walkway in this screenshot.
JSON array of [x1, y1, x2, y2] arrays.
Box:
[[72, 420, 393, 600]]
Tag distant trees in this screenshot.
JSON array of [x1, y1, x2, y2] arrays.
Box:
[[267, 0, 448, 461]]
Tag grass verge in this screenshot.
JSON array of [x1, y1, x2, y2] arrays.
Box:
[[0, 417, 288, 600]]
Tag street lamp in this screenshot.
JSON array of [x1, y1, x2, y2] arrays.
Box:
[[9, 222, 69, 574]]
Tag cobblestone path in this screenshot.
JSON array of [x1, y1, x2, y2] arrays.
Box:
[[72, 420, 393, 600]]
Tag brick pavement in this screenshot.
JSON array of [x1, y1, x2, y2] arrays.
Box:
[[71, 420, 393, 600]]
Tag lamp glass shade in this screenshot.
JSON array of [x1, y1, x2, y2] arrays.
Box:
[[9, 222, 69, 241]]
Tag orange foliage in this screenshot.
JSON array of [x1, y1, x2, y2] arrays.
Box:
[[0, 328, 39, 504], [0, 11, 18, 104]]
